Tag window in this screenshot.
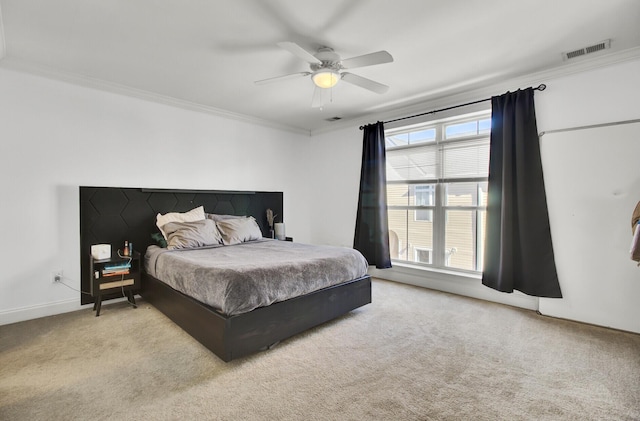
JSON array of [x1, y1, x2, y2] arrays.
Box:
[[413, 185, 434, 221], [414, 247, 432, 264], [386, 112, 490, 273]]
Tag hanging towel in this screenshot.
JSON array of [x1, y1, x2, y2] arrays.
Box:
[[631, 201, 640, 234], [631, 223, 640, 262], [631, 201, 640, 262], [629, 224, 640, 260]]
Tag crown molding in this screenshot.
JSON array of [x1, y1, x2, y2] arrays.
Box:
[[311, 47, 640, 136], [1, 45, 637, 138], [0, 57, 311, 136]]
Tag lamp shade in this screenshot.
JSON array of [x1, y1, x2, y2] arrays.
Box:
[[312, 70, 340, 89]]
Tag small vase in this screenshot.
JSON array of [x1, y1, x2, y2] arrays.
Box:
[[274, 223, 285, 240]]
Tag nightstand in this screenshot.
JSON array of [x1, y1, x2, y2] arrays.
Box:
[[263, 236, 293, 241], [89, 251, 140, 316]]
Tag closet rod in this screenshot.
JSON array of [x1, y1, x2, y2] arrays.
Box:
[[539, 118, 640, 137], [359, 84, 546, 130]]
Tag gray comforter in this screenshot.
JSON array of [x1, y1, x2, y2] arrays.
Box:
[[145, 239, 369, 316]]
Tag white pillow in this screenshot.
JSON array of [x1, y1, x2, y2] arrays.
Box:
[[216, 216, 263, 245], [156, 206, 205, 240]]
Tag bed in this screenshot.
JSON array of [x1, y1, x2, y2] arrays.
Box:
[[80, 186, 372, 361]]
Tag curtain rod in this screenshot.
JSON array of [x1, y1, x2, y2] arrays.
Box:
[[359, 84, 546, 130]]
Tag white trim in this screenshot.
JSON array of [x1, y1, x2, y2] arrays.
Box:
[[0, 57, 312, 136], [0, 295, 139, 325], [1, 44, 637, 138], [369, 264, 539, 311], [0, 298, 85, 326]]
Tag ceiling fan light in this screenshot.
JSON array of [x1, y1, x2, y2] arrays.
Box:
[[312, 70, 340, 89]]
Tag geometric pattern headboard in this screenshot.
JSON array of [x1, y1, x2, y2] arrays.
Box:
[[79, 186, 283, 304]]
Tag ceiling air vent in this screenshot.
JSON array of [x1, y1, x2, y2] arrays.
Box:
[[325, 116, 342, 122], [563, 39, 611, 61]]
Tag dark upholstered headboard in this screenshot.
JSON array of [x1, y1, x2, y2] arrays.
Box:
[[79, 186, 283, 305]]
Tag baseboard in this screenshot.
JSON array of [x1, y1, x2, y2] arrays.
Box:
[[0, 298, 85, 326], [536, 310, 640, 336], [0, 295, 145, 326]]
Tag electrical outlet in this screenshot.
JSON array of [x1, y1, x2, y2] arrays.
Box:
[[52, 270, 63, 283]]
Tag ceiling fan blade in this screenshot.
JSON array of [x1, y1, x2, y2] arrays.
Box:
[[277, 42, 322, 65], [341, 51, 393, 69], [341, 72, 389, 94], [254, 72, 310, 85]]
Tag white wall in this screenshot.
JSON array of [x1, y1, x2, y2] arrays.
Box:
[[307, 58, 640, 333], [0, 67, 312, 324], [305, 126, 364, 249], [536, 59, 640, 333]]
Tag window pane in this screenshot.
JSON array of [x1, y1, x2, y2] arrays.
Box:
[[388, 209, 408, 261], [441, 139, 489, 179], [445, 182, 488, 206], [409, 128, 436, 145], [477, 210, 486, 272], [445, 210, 479, 271], [414, 209, 433, 222], [386, 144, 437, 181], [386, 133, 408, 148], [387, 184, 409, 206], [408, 216, 433, 264], [388, 209, 433, 264], [445, 121, 478, 139], [478, 118, 491, 134]]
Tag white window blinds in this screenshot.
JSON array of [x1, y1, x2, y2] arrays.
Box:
[[386, 138, 489, 182]]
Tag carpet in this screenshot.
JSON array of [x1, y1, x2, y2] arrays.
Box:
[[1, 279, 638, 420]]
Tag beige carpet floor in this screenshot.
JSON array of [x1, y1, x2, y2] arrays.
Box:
[[1, 279, 639, 420]]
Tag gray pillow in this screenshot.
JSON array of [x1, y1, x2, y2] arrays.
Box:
[[216, 216, 262, 245], [206, 213, 245, 222], [162, 219, 223, 250]]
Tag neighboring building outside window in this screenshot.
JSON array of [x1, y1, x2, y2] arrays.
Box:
[[385, 111, 490, 273]]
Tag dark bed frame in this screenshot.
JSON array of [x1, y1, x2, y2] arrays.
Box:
[[80, 186, 372, 361]]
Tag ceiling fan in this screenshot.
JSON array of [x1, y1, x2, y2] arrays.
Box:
[[255, 42, 393, 107]]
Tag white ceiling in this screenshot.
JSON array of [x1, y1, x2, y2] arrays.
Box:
[[1, 0, 639, 134]]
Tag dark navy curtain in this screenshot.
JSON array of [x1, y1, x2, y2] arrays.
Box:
[[354, 122, 392, 269], [482, 88, 562, 298]]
